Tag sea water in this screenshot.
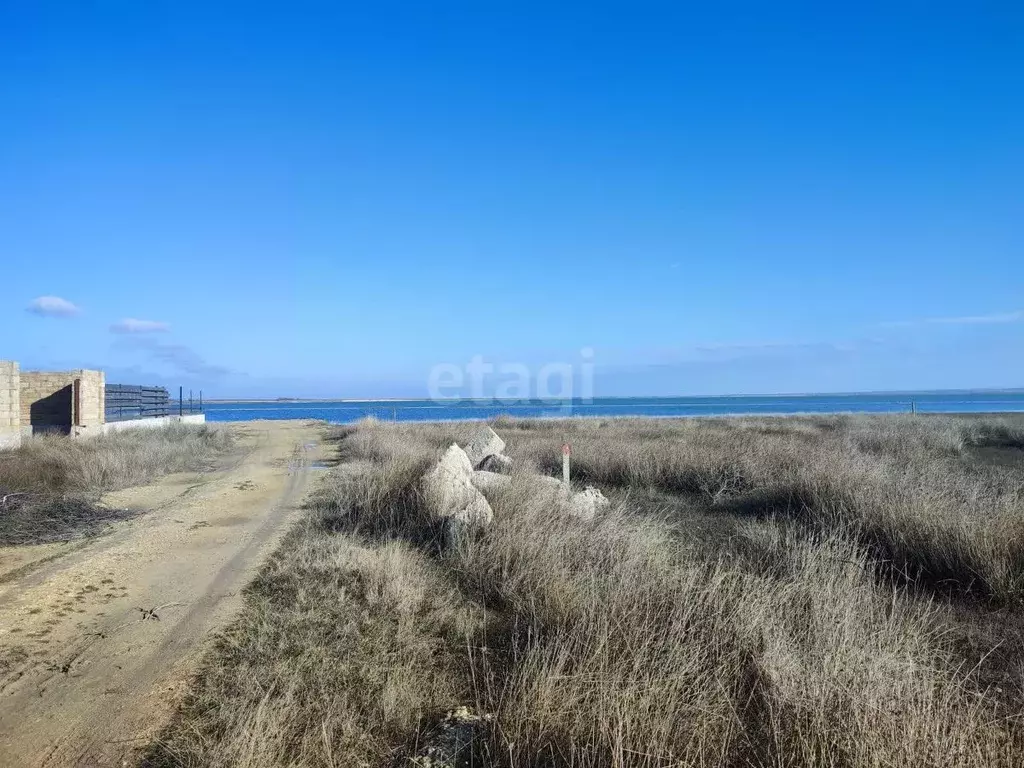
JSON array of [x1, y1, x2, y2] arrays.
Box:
[[201, 392, 1024, 423]]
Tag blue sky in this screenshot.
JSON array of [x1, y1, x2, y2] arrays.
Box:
[[2, 2, 1022, 398]]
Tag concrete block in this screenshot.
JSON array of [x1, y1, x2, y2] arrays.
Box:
[[0, 428, 21, 450]]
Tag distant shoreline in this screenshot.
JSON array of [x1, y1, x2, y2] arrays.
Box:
[[210, 411, 1024, 428], [202, 389, 1024, 404], [204, 398, 422, 404]]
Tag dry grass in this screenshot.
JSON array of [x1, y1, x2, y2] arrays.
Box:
[[142, 520, 479, 767], [147, 414, 1024, 767], [492, 415, 1024, 602], [0, 424, 232, 545]]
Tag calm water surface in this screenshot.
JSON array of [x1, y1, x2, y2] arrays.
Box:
[[202, 393, 1024, 423]]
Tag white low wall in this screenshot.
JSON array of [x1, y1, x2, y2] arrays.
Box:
[[5, 415, 208, 439], [102, 414, 206, 435]]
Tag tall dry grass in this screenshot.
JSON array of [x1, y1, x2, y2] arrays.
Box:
[[142, 453, 482, 768], [0, 423, 232, 494], [143, 522, 479, 767], [0, 424, 232, 545], [147, 414, 1024, 767], [459, 481, 1019, 766], [494, 415, 1024, 602]]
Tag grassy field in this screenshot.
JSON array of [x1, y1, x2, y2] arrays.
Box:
[[145, 414, 1024, 767], [0, 424, 233, 546]]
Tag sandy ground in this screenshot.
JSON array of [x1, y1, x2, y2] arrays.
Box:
[[0, 420, 327, 767]]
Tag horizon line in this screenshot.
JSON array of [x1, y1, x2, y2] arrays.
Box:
[[198, 387, 1024, 404]]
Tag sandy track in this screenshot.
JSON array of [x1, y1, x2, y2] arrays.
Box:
[[0, 420, 326, 767]]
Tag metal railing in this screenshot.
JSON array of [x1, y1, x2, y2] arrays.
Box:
[[105, 385, 203, 422], [169, 387, 204, 417]]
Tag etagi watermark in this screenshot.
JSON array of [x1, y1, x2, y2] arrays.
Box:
[[427, 348, 595, 403]]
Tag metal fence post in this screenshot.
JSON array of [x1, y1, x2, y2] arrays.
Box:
[[179, 386, 183, 417]]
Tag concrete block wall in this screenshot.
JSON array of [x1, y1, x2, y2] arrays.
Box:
[[3, 361, 188, 443], [20, 371, 75, 431], [75, 369, 105, 432], [0, 361, 20, 449], [20, 369, 106, 435]]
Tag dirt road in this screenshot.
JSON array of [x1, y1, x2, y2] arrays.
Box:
[[0, 420, 326, 767]]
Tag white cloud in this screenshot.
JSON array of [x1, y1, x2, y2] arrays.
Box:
[[115, 336, 232, 378], [110, 318, 171, 334], [881, 310, 1023, 328], [927, 310, 1023, 325], [26, 295, 81, 317]]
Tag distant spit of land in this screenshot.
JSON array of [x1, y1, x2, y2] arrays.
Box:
[[204, 398, 424, 403], [202, 389, 1024, 405]]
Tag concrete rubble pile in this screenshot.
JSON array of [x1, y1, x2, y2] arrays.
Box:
[[421, 443, 493, 526], [463, 426, 508, 470], [422, 427, 611, 544]]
